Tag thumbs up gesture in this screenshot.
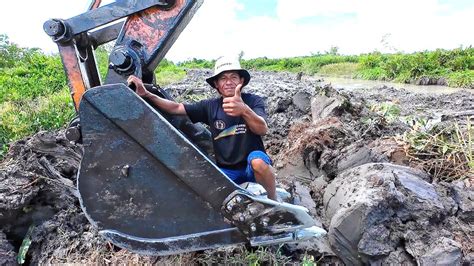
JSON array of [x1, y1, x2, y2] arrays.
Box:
[[234, 83, 242, 98], [223, 84, 247, 117]]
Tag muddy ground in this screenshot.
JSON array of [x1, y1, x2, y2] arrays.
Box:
[[0, 70, 473, 264]]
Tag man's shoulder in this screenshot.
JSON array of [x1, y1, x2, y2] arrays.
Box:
[[186, 97, 221, 112], [202, 96, 221, 105], [242, 92, 261, 98], [188, 96, 219, 105], [242, 93, 265, 104]]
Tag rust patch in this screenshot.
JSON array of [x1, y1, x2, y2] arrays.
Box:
[[123, 0, 185, 56], [58, 44, 86, 111], [89, 0, 101, 10]]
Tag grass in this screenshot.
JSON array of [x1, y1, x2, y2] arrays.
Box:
[[0, 35, 75, 160], [1, 32, 473, 163], [178, 47, 474, 88], [0, 88, 75, 153], [399, 117, 473, 181], [318, 62, 360, 78], [155, 59, 187, 86], [364, 101, 473, 182], [360, 101, 402, 127], [370, 102, 402, 123], [194, 245, 292, 265], [447, 70, 474, 88], [0, 52, 66, 103], [0, 37, 186, 161]]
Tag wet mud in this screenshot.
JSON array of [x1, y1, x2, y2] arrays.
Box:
[[1, 70, 473, 264]]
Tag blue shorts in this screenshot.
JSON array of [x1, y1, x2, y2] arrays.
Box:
[[220, 151, 272, 184]]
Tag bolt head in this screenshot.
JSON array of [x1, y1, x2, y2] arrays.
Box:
[[43, 19, 64, 37], [250, 223, 257, 232], [110, 50, 129, 67]]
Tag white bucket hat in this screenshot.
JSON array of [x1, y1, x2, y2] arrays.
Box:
[[206, 55, 251, 89]]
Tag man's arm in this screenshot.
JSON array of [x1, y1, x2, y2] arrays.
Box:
[[222, 84, 268, 136], [127, 75, 187, 115]]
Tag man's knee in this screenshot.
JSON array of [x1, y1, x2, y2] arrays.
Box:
[[251, 158, 270, 174]]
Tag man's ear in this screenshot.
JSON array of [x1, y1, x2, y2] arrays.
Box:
[[213, 80, 218, 89]]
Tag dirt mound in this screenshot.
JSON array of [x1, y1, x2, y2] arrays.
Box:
[[1, 70, 473, 264]]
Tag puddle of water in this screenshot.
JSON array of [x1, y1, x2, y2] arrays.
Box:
[[319, 77, 466, 94]]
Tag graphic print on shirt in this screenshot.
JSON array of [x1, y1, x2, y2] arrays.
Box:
[[214, 120, 226, 130], [214, 124, 247, 140]]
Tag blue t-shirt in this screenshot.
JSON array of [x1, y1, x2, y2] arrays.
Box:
[[183, 93, 267, 169]]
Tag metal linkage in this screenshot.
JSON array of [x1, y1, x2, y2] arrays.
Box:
[[44, 0, 202, 111], [44, 0, 175, 43], [250, 226, 327, 246], [222, 191, 323, 239]]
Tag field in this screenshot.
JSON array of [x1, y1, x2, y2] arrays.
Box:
[[1, 69, 472, 264], [1, 34, 473, 158], [1, 32, 473, 264]]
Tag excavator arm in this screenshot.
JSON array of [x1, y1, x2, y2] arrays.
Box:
[[44, 0, 199, 110], [44, 0, 326, 255]]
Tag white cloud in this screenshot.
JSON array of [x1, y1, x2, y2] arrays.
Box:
[[0, 0, 115, 54], [276, 0, 358, 21], [169, 0, 473, 61], [0, 0, 472, 62], [0, 1, 85, 53], [167, 0, 244, 61]]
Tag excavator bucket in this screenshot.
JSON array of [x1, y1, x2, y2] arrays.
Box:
[[78, 84, 326, 255], [45, 0, 326, 255], [78, 84, 246, 255]]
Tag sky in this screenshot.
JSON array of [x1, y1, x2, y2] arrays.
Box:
[[0, 0, 473, 62]]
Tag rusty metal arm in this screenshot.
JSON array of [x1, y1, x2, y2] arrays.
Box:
[[43, 0, 201, 111], [43, 0, 174, 43], [89, 21, 125, 48]]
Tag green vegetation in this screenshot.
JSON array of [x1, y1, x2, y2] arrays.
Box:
[[0, 35, 187, 160], [364, 101, 473, 181], [180, 47, 474, 88], [0, 35, 74, 158], [1, 33, 472, 160], [155, 59, 186, 86], [401, 118, 473, 181], [193, 245, 292, 265], [369, 101, 401, 123], [178, 58, 214, 69], [355, 49, 474, 87], [318, 62, 360, 77], [17, 225, 34, 264]]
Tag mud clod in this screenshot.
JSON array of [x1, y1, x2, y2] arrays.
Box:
[[1, 70, 473, 263]]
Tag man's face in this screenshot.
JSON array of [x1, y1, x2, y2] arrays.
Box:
[[214, 71, 244, 97]]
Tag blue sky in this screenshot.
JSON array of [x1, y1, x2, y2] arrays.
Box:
[[0, 0, 472, 62], [236, 0, 277, 19]]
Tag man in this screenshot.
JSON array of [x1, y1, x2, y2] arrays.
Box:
[[127, 56, 276, 200]]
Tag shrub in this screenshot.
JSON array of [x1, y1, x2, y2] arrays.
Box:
[[179, 58, 214, 69], [318, 62, 360, 77], [0, 52, 66, 102], [0, 88, 75, 149], [155, 59, 186, 86], [447, 70, 474, 88]]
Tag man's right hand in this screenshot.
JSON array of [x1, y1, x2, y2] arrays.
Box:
[[127, 75, 187, 116], [127, 75, 150, 98]]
